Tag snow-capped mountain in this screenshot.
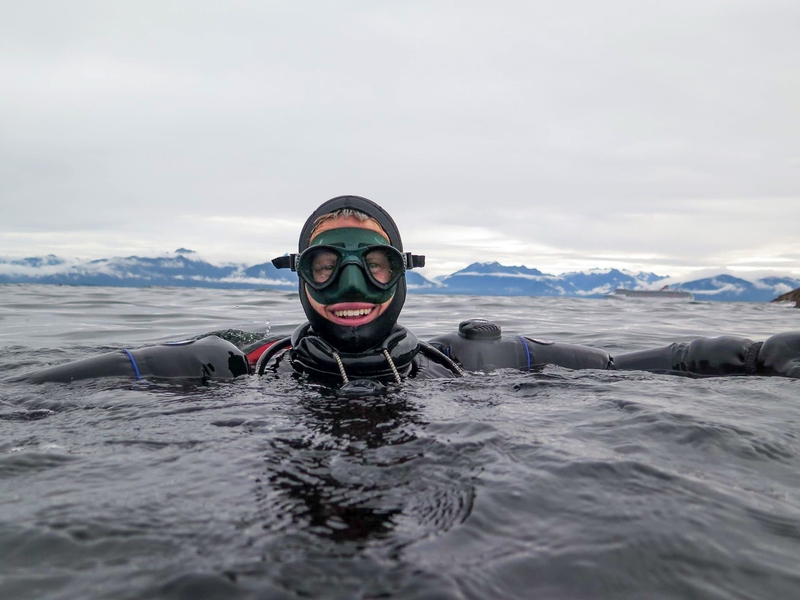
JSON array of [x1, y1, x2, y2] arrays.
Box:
[[434, 262, 563, 296], [0, 251, 295, 289], [678, 274, 800, 302], [432, 263, 668, 298], [1, 252, 798, 302]]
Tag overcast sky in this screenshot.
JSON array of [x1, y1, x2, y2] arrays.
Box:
[[1, 0, 799, 279]]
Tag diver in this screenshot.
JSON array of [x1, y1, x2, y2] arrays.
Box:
[[23, 195, 800, 388]]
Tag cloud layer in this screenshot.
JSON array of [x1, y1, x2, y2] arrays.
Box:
[[2, 1, 798, 278]]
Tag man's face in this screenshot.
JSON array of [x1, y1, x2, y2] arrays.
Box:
[[304, 215, 396, 327]]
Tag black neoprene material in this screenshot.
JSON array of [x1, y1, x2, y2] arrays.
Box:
[[613, 336, 756, 375], [744, 341, 763, 375], [428, 331, 612, 372], [297, 196, 407, 353], [758, 332, 800, 377], [288, 323, 420, 383], [25, 336, 249, 383], [298, 196, 405, 252]]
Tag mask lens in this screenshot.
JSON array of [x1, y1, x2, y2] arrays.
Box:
[[300, 247, 340, 287], [298, 244, 405, 290], [364, 248, 396, 284]]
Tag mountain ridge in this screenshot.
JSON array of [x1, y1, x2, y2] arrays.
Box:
[[2, 251, 798, 302]]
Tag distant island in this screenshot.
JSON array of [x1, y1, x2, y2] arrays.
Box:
[[2, 250, 799, 303], [773, 287, 800, 307]]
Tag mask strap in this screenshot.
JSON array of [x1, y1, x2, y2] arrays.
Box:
[[274, 252, 423, 271], [405, 253, 425, 269], [271, 255, 297, 270]]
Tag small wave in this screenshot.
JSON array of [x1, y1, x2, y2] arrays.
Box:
[[0, 452, 77, 479]]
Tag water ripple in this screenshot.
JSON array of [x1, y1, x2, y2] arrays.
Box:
[[2, 285, 800, 599]]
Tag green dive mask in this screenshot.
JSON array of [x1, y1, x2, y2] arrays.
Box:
[[300, 228, 404, 305]]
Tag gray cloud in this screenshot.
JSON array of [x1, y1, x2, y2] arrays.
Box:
[[1, 1, 798, 279]]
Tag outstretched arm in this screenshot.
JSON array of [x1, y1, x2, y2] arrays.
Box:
[[612, 332, 800, 377], [24, 335, 250, 383], [757, 332, 800, 377]]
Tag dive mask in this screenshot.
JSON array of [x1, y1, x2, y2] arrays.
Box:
[[273, 228, 425, 305]]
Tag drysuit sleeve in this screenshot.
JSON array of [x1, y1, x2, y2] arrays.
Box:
[[612, 332, 800, 377], [427, 332, 612, 372], [756, 332, 800, 378], [25, 335, 250, 383]]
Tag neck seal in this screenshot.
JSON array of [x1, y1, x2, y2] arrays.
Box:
[[289, 322, 420, 384]]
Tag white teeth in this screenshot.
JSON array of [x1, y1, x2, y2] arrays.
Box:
[[333, 308, 372, 318]]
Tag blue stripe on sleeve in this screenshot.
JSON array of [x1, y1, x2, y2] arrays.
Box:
[[122, 349, 142, 380], [517, 336, 531, 371]]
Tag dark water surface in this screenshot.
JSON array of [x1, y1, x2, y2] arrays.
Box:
[[1, 284, 799, 599]]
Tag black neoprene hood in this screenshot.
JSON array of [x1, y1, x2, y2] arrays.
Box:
[[296, 195, 408, 353], [298, 195, 404, 252]]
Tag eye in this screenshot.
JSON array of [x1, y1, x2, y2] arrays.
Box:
[[310, 251, 338, 282], [365, 251, 393, 283]]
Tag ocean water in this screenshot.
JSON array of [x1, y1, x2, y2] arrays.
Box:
[[1, 284, 799, 600]]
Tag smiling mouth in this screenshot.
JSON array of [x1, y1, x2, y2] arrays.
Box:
[[325, 303, 378, 326], [332, 308, 372, 318]]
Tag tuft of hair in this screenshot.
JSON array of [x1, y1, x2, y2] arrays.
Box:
[[310, 208, 389, 240], [312, 208, 372, 229]]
